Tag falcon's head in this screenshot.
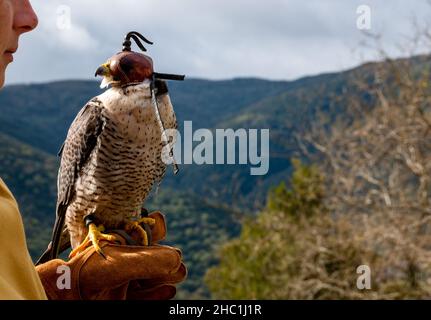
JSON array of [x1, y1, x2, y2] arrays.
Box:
[[95, 51, 154, 89]]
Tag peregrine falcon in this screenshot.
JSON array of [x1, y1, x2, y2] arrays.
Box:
[[37, 32, 181, 264]]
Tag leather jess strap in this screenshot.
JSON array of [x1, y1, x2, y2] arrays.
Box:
[[108, 223, 153, 247]]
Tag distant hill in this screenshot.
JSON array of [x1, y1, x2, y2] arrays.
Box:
[[0, 132, 57, 256]]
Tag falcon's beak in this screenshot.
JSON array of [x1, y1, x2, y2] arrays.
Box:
[[95, 63, 110, 77]]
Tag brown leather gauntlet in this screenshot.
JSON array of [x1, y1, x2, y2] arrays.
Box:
[[36, 212, 187, 300]]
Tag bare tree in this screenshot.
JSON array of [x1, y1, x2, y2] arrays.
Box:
[[299, 42, 431, 298]]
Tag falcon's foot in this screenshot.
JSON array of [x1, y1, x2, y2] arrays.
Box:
[[69, 223, 117, 259], [125, 217, 156, 246]]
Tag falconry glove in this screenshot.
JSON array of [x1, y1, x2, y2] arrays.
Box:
[[35, 211, 187, 300]]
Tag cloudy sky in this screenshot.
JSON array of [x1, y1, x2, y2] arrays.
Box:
[[5, 0, 431, 84]]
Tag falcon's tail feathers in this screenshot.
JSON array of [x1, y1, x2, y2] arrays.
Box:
[[35, 204, 67, 265]]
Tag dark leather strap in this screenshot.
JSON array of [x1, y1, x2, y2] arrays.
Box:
[[107, 223, 153, 246], [107, 230, 139, 246]]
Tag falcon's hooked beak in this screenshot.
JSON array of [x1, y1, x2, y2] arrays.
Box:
[[95, 62, 114, 89], [95, 63, 110, 77]]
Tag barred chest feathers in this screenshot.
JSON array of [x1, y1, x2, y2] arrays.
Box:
[[68, 82, 176, 247], [98, 81, 176, 144]]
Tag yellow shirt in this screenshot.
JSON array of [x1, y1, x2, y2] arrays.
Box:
[[0, 178, 47, 300]]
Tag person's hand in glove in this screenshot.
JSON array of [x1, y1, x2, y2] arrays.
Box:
[[35, 211, 186, 300]]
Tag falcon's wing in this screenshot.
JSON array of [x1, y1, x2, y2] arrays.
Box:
[[57, 98, 105, 207], [36, 98, 105, 264]]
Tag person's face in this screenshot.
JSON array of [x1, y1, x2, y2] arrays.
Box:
[[0, 0, 38, 88]]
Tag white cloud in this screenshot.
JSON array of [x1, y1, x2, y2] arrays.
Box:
[[5, 0, 431, 84]]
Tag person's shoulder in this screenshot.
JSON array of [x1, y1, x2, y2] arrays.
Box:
[[0, 177, 18, 204]]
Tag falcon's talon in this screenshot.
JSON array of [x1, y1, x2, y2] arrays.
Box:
[[125, 218, 154, 246], [69, 223, 117, 259], [69, 235, 91, 259], [137, 217, 156, 226]]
